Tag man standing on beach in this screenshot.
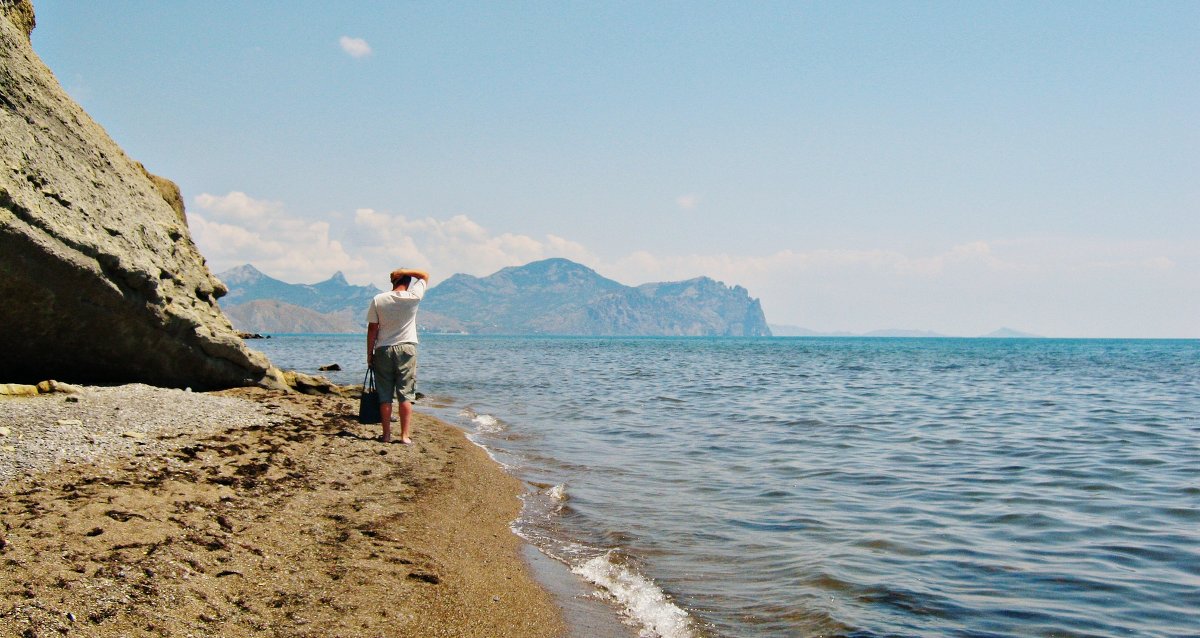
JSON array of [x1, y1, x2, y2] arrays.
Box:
[[366, 268, 429, 444]]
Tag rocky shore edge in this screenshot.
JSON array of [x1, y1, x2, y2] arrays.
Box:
[[0, 383, 565, 637]]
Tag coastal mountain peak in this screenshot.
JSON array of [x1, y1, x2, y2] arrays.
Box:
[[422, 259, 770, 336], [313, 270, 359, 293], [491, 258, 622, 290], [218, 263, 269, 286]]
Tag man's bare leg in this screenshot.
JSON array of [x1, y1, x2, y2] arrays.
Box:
[[379, 402, 393, 443], [397, 400, 413, 444]]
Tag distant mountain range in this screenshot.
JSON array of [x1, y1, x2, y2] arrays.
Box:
[[218, 259, 772, 337], [218, 265, 378, 333], [220, 264, 381, 314], [769, 324, 1044, 338], [218, 262, 1041, 338]]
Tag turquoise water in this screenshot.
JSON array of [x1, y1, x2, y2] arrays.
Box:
[[254, 335, 1200, 637]]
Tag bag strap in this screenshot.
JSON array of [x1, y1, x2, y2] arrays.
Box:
[[362, 368, 376, 391]]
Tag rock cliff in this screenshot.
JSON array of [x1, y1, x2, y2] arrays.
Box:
[[0, 3, 281, 389], [0, 0, 33, 42]]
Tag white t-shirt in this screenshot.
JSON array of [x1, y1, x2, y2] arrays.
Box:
[[366, 279, 426, 347]]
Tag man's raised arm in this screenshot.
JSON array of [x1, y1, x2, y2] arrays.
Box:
[[397, 269, 429, 281]]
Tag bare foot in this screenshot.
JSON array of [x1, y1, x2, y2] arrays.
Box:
[[399, 437, 413, 445], [381, 435, 391, 444]]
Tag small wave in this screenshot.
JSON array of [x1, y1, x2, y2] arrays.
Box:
[[517, 484, 571, 529], [573, 551, 696, 638], [454, 408, 513, 468], [473, 413, 504, 432], [458, 407, 507, 433]]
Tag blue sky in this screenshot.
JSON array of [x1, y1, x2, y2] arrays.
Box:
[[30, 1, 1198, 337]]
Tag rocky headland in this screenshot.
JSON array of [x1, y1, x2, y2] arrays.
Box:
[[423, 258, 773, 336]]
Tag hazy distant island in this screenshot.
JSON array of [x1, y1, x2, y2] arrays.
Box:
[[978, 327, 1044, 338], [769, 324, 1044, 339], [219, 258, 772, 337]]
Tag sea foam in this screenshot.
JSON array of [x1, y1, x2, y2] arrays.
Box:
[[458, 407, 506, 433], [573, 551, 696, 638]]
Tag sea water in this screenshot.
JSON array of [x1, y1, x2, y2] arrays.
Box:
[[253, 335, 1200, 637]]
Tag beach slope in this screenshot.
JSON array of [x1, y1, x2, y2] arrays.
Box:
[[0, 385, 564, 637]]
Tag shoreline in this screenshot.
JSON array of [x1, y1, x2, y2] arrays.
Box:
[[0, 384, 566, 637]]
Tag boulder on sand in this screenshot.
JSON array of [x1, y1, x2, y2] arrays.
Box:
[[0, 1, 283, 390]]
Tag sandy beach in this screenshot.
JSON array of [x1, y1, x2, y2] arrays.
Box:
[[0, 384, 565, 637]]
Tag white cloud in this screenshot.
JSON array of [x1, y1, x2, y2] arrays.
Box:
[[350, 209, 596, 286], [187, 192, 1199, 337], [675, 194, 700, 210], [210, 201, 593, 293], [194, 191, 282, 221], [191, 192, 370, 284], [338, 36, 372, 58]]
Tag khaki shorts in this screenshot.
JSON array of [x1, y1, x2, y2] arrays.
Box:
[[373, 343, 417, 404]]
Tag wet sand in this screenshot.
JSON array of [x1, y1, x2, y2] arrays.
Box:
[[0, 386, 565, 637]]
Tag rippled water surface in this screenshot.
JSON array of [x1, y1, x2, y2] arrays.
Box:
[[256, 336, 1200, 637]]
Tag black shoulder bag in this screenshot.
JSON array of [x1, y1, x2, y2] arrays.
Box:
[[357, 369, 382, 424]]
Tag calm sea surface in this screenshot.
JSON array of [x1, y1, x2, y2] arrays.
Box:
[[255, 335, 1200, 638]]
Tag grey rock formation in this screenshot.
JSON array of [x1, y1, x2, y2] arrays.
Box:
[[0, 0, 33, 42], [0, 4, 281, 390]]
